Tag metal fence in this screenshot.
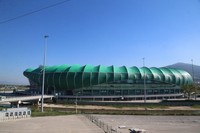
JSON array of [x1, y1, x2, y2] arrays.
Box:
[[85, 114, 122, 133]]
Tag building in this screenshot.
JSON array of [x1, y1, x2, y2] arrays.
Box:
[[0, 108, 31, 122], [23, 64, 193, 100]]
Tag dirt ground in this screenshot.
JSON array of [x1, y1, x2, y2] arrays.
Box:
[[1, 103, 200, 133], [0, 115, 104, 133], [94, 115, 200, 133], [44, 103, 199, 110]]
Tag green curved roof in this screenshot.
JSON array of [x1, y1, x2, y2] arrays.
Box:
[[24, 64, 193, 90]]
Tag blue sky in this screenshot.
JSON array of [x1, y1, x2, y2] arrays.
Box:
[[0, 0, 200, 85]]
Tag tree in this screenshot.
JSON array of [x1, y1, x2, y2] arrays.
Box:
[[196, 85, 200, 98], [181, 84, 197, 100]]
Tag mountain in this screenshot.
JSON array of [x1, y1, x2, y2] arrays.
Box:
[[165, 62, 200, 82], [0, 81, 23, 85], [0, 81, 13, 85]]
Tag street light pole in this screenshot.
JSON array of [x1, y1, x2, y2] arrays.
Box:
[[143, 58, 146, 103], [41, 35, 48, 112], [191, 59, 194, 81], [75, 92, 80, 114], [191, 59, 196, 100], [75, 94, 77, 114]]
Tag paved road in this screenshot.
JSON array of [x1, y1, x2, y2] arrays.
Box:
[[0, 115, 104, 133], [94, 115, 200, 133]]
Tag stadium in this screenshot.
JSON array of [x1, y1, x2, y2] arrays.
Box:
[[23, 64, 193, 100]]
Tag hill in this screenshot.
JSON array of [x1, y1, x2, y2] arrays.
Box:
[[166, 62, 200, 82]]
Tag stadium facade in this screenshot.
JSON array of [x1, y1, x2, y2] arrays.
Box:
[[24, 64, 193, 100]]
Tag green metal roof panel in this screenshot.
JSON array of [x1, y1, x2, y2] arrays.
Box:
[[149, 67, 165, 82], [99, 65, 108, 73], [45, 65, 58, 73], [24, 68, 35, 73], [67, 72, 75, 89], [159, 67, 175, 83], [107, 66, 114, 73], [141, 67, 153, 80], [119, 66, 128, 73], [120, 66, 128, 80], [177, 69, 193, 84], [129, 66, 141, 79], [24, 64, 193, 90], [168, 68, 183, 85], [99, 72, 106, 84], [83, 72, 91, 87], [114, 66, 121, 73], [55, 65, 69, 72], [32, 67, 43, 74], [91, 73, 98, 85], [92, 65, 100, 72], [53, 73, 60, 89], [83, 65, 93, 73], [47, 73, 54, 86], [60, 72, 68, 89], [75, 72, 83, 88], [68, 64, 81, 72], [137, 68, 144, 79]]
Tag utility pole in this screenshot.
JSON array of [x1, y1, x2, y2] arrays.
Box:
[[191, 59, 194, 81], [75, 92, 80, 114], [191, 59, 196, 100]]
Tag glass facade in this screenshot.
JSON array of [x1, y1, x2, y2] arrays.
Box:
[[73, 80, 180, 96]]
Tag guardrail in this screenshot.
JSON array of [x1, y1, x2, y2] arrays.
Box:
[[85, 114, 122, 133]]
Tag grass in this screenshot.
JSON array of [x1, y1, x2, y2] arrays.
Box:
[[191, 105, 200, 109], [110, 104, 168, 109], [60, 100, 169, 109], [41, 104, 200, 116], [31, 108, 74, 117], [0, 107, 6, 111]]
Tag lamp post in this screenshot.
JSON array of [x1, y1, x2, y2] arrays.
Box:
[[143, 58, 146, 103], [75, 92, 80, 114], [191, 59, 196, 100], [41, 35, 48, 112], [191, 59, 194, 81]]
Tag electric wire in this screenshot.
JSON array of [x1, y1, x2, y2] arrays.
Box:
[[0, 0, 70, 25]]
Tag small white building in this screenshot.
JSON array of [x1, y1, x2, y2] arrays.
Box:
[[0, 107, 31, 122]]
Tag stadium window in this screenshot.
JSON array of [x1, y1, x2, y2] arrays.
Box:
[[170, 89, 174, 93], [175, 89, 179, 93], [123, 90, 128, 95], [136, 89, 141, 95], [129, 90, 135, 95], [164, 89, 169, 94], [160, 89, 164, 94], [148, 89, 153, 94], [154, 89, 158, 94]]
